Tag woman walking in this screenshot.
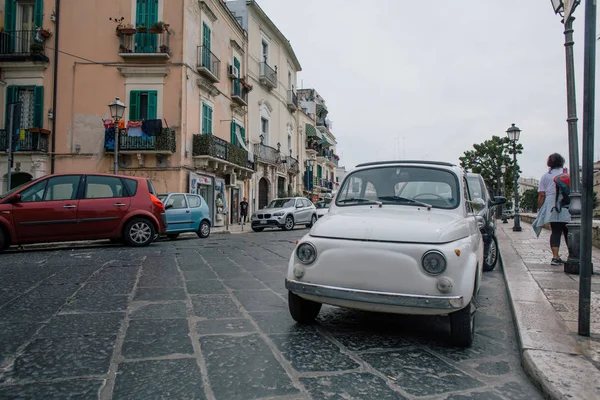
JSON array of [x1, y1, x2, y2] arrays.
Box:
[[533, 153, 571, 265]]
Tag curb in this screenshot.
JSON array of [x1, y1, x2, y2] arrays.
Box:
[[497, 229, 600, 400]]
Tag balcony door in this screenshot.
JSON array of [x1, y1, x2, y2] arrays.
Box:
[[202, 23, 211, 68], [135, 0, 158, 53]]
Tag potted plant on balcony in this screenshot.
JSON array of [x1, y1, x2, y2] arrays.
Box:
[[116, 24, 136, 35], [137, 24, 147, 33], [150, 21, 166, 34], [30, 42, 43, 54], [38, 28, 51, 39], [159, 45, 169, 53]]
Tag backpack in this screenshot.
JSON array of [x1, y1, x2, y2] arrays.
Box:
[[553, 169, 570, 212]]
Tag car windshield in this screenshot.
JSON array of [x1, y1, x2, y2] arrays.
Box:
[[336, 166, 459, 209], [266, 199, 295, 208], [315, 201, 330, 209], [466, 176, 487, 202], [0, 178, 42, 200]]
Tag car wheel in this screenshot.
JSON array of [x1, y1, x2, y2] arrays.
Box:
[[282, 215, 295, 231], [483, 235, 499, 271], [197, 221, 210, 238], [167, 234, 180, 240], [450, 302, 475, 348], [306, 214, 317, 228], [252, 227, 264, 232], [288, 291, 322, 323], [124, 218, 156, 247]]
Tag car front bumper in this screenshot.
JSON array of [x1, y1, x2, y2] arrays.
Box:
[[251, 218, 285, 228], [286, 279, 464, 310]]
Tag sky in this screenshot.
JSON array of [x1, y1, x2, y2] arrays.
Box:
[[254, 0, 600, 181]]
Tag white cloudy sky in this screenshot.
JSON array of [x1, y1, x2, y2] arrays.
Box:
[[256, 0, 599, 181]]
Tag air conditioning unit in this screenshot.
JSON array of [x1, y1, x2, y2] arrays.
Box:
[[226, 173, 237, 186], [228, 65, 239, 79]]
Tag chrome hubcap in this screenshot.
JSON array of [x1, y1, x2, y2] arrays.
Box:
[[486, 240, 497, 265], [286, 218, 293, 229], [201, 223, 210, 236], [130, 222, 151, 244]]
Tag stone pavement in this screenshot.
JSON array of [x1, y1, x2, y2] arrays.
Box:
[[0, 228, 541, 399], [497, 221, 600, 400]]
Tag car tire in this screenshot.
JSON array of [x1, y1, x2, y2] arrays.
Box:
[[450, 302, 475, 348], [282, 215, 295, 231], [306, 214, 317, 228], [167, 234, 180, 240], [123, 218, 156, 247], [288, 291, 322, 323], [483, 235, 499, 271], [197, 221, 210, 238], [252, 227, 264, 232]]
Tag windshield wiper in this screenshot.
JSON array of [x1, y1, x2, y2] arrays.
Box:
[[378, 196, 432, 210], [338, 198, 382, 206]]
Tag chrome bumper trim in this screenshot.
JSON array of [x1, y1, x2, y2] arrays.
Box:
[[285, 279, 464, 310]]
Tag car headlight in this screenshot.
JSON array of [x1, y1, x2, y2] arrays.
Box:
[[273, 212, 284, 217], [297, 242, 317, 264], [422, 250, 447, 275]]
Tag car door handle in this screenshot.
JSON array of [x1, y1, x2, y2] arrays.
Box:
[[186, 210, 190, 213], [63, 205, 77, 209], [113, 203, 126, 207]]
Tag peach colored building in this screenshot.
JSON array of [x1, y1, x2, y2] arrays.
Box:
[[0, 0, 255, 226]]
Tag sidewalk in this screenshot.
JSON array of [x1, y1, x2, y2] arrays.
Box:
[[212, 222, 250, 234], [497, 221, 600, 399]]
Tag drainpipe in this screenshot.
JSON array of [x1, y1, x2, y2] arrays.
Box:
[[50, 0, 60, 174]]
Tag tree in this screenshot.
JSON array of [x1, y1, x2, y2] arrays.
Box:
[[459, 135, 523, 200], [520, 188, 539, 213]]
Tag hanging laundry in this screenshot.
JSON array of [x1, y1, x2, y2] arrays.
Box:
[[127, 121, 143, 137], [118, 119, 125, 130], [104, 126, 116, 150], [103, 119, 115, 129], [142, 119, 163, 136]]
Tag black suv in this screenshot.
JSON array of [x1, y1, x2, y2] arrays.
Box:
[[466, 173, 506, 271]]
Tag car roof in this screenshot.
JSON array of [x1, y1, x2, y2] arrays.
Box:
[[44, 173, 148, 181], [352, 160, 463, 175]]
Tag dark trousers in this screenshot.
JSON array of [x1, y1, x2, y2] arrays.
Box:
[[550, 222, 568, 248], [240, 213, 247, 223]]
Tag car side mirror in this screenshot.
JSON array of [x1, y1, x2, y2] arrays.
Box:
[[164, 204, 173, 210], [468, 198, 486, 211], [491, 196, 506, 206], [8, 193, 21, 204]]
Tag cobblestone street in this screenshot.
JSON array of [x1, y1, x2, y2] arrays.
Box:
[[0, 229, 541, 399]]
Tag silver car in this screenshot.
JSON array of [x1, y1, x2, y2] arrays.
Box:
[[251, 197, 317, 232]]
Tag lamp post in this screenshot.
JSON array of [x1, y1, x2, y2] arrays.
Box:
[[501, 164, 508, 223], [506, 123, 522, 232], [108, 98, 126, 175]]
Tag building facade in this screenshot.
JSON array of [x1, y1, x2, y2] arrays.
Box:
[[0, 0, 255, 227], [227, 0, 302, 213]]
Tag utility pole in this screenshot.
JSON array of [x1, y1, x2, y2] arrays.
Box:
[[6, 102, 21, 192]]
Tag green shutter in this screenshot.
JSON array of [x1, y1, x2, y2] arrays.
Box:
[[148, 0, 158, 24], [241, 126, 245, 143], [202, 103, 212, 134], [230, 121, 236, 145], [5, 0, 15, 52], [33, 86, 44, 128], [34, 0, 44, 27], [202, 23, 211, 68], [201, 104, 207, 134], [129, 91, 140, 120], [317, 165, 322, 178], [147, 91, 157, 119], [207, 106, 212, 134]]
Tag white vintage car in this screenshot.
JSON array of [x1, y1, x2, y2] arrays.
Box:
[[285, 160, 485, 347]]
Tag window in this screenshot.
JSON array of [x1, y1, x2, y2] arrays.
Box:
[[166, 194, 187, 209], [302, 199, 312, 208], [261, 40, 268, 63], [19, 180, 47, 202], [4, 0, 42, 52], [202, 22, 211, 68], [202, 103, 213, 134], [295, 199, 303, 208], [43, 176, 81, 201], [288, 71, 292, 90], [260, 117, 269, 144], [146, 179, 157, 195], [266, 199, 295, 208], [129, 91, 157, 121], [317, 165, 322, 179], [84, 176, 125, 199], [466, 176, 487, 202], [230, 122, 245, 147], [5, 86, 43, 129], [187, 195, 201, 208], [123, 179, 138, 196], [464, 178, 473, 214], [135, 0, 158, 53]]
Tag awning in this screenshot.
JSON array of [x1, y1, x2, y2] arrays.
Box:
[[319, 135, 333, 147], [316, 103, 328, 118], [305, 123, 321, 139]]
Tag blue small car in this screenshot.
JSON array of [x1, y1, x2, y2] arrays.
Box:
[[157, 193, 212, 239]]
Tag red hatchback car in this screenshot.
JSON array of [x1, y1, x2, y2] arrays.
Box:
[[0, 174, 167, 251]]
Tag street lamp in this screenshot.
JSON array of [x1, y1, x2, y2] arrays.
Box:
[[506, 123, 522, 232], [306, 157, 316, 203], [501, 164, 508, 223], [108, 97, 126, 175]]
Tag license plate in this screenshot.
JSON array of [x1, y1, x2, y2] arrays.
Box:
[[260, 220, 267, 224]]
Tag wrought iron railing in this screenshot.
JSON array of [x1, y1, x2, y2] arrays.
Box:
[[232, 82, 248, 104], [259, 62, 277, 88], [287, 90, 298, 109], [197, 46, 221, 80], [192, 134, 251, 170], [254, 143, 280, 164], [0, 30, 48, 60], [118, 30, 170, 55], [0, 129, 49, 152], [105, 129, 176, 153]]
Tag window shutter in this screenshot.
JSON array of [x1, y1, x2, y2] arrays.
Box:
[[129, 91, 140, 121], [201, 104, 207, 134], [230, 121, 236, 145], [34, 0, 44, 27], [147, 91, 157, 119], [33, 86, 44, 128], [148, 0, 158, 24], [207, 106, 212, 134], [5, 0, 16, 31], [241, 126, 245, 143]]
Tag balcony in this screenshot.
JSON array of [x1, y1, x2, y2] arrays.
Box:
[[231, 81, 248, 107], [105, 129, 176, 154], [118, 30, 170, 59], [0, 30, 49, 63], [259, 62, 277, 89], [287, 90, 298, 111], [192, 134, 254, 178], [197, 46, 221, 83], [0, 129, 49, 152], [254, 143, 280, 165], [287, 155, 300, 174]]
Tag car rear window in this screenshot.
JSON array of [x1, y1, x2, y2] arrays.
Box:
[[187, 195, 201, 208], [146, 179, 157, 195], [123, 178, 138, 197]]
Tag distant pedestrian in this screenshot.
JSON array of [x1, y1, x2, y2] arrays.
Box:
[[239, 197, 249, 225], [532, 153, 571, 265]]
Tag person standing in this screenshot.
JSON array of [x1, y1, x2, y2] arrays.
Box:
[[533, 153, 571, 265], [239, 197, 249, 225]]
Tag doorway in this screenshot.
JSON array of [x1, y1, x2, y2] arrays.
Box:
[[7, 172, 32, 190], [258, 178, 269, 209], [277, 176, 286, 198], [230, 187, 239, 224]]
